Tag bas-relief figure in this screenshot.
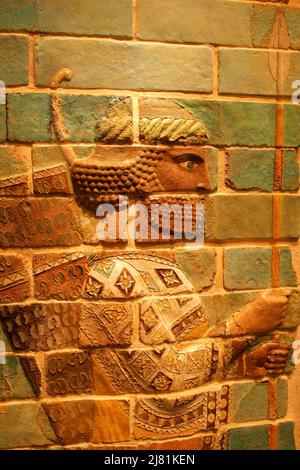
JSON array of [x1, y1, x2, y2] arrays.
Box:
[[0, 68, 299, 447]]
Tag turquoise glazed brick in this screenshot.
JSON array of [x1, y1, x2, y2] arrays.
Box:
[[231, 381, 269, 423], [0, 105, 6, 142], [277, 422, 296, 450], [224, 247, 272, 290], [0, 0, 37, 31], [277, 378, 288, 419], [226, 149, 274, 192], [279, 247, 297, 287], [179, 99, 276, 147], [0, 356, 36, 400], [284, 105, 300, 147], [282, 150, 299, 192], [228, 424, 269, 450], [8, 93, 51, 142]]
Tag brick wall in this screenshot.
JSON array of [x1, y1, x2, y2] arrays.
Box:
[[0, 0, 300, 450]]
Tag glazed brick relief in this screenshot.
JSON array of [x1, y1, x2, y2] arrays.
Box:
[[0, 0, 300, 451]]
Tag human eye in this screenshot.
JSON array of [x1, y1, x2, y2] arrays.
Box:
[[179, 160, 199, 170], [173, 154, 202, 171]]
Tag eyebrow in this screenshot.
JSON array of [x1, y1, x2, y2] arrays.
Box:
[[172, 153, 204, 164]]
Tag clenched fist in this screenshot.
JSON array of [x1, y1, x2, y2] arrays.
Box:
[[244, 340, 292, 378]]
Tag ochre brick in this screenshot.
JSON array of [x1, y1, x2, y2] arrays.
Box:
[[92, 400, 130, 443], [0, 303, 80, 351], [35, 38, 213, 92], [80, 302, 133, 347], [205, 195, 273, 241], [0, 198, 82, 247], [0, 146, 31, 196], [45, 351, 93, 397], [133, 386, 229, 440], [32, 145, 93, 196], [0, 255, 30, 304], [33, 252, 89, 300], [43, 399, 94, 445]]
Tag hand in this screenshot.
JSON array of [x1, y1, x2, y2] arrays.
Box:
[[244, 340, 291, 378]]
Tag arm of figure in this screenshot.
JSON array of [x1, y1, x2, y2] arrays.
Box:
[[205, 290, 290, 338], [219, 335, 292, 379]]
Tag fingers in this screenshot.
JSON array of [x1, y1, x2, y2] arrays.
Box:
[[267, 370, 285, 374], [266, 361, 286, 367], [267, 356, 288, 364], [265, 359, 287, 373], [264, 344, 291, 375], [265, 342, 291, 351], [268, 347, 291, 356], [264, 345, 291, 375], [267, 348, 291, 366], [266, 366, 286, 375]]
